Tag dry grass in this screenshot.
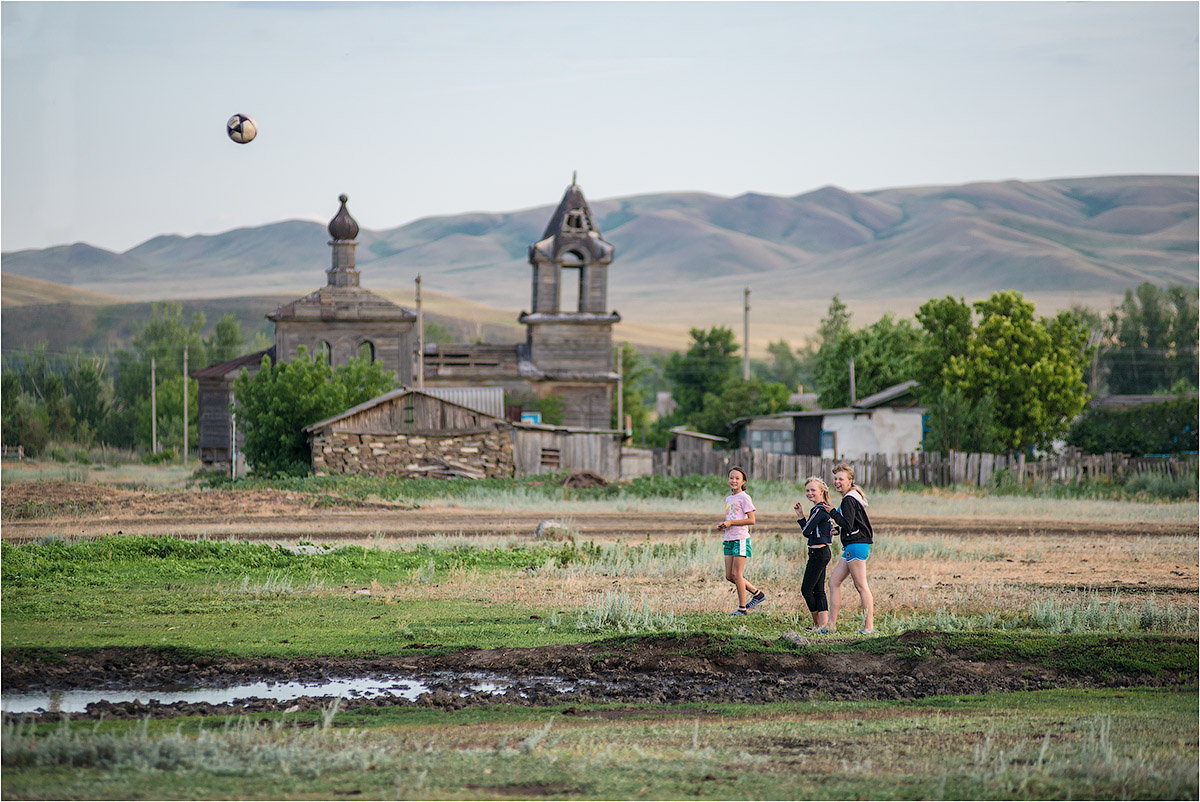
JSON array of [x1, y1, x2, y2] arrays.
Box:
[[265, 529, 1197, 633]]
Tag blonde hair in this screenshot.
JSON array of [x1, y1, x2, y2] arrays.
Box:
[[729, 466, 749, 493], [832, 462, 867, 504], [803, 476, 830, 502]]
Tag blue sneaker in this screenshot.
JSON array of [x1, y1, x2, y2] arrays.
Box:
[[745, 590, 766, 609], [729, 608, 747, 616]]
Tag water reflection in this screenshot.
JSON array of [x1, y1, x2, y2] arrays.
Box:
[[1, 672, 580, 715]]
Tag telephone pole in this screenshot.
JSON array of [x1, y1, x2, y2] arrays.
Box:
[[743, 287, 750, 380], [416, 274, 424, 388], [849, 358, 857, 406], [150, 356, 158, 453], [182, 346, 188, 464]]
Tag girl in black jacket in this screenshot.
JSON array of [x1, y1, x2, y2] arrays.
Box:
[[794, 476, 834, 631], [821, 462, 875, 634]]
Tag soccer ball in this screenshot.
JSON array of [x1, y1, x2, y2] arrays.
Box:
[[226, 114, 257, 144]]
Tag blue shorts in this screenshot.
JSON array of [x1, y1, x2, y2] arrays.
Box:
[[842, 543, 870, 562], [723, 538, 751, 558]]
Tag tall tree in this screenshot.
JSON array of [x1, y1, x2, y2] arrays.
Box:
[[815, 313, 924, 408], [1103, 283, 1198, 394], [234, 349, 397, 476], [937, 291, 1090, 452], [663, 327, 740, 417]]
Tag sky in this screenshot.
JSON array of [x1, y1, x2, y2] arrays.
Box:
[[2, 1, 1197, 254]]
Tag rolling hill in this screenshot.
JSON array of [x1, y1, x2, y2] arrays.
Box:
[[3, 175, 1195, 354]]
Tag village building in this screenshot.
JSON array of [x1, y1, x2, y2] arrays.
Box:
[[192, 183, 621, 474], [730, 380, 925, 459]]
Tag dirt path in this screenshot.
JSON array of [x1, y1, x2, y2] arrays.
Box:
[[1, 482, 1192, 540]]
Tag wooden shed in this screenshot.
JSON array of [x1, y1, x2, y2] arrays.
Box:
[[512, 423, 626, 480], [304, 388, 514, 479], [190, 347, 274, 474]]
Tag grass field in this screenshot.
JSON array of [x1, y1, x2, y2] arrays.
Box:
[[1, 470, 1197, 799]]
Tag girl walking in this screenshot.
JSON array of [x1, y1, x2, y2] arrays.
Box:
[[717, 466, 765, 616], [794, 476, 834, 631], [822, 463, 875, 634]]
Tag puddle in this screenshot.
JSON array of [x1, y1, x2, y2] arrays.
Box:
[[1, 673, 583, 715]]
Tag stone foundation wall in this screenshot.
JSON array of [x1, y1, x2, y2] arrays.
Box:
[[311, 428, 514, 479]]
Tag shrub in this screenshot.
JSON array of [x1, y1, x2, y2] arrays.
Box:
[[1067, 395, 1198, 455]]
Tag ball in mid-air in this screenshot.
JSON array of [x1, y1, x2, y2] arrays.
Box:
[[226, 114, 257, 144]]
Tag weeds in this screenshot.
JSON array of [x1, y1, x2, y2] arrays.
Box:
[[574, 592, 678, 633]]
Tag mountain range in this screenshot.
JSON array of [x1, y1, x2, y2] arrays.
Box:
[[3, 175, 1196, 351]]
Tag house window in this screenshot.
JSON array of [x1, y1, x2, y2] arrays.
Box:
[[358, 341, 375, 363], [749, 429, 793, 454], [403, 397, 415, 427], [317, 341, 332, 365], [820, 431, 836, 453]]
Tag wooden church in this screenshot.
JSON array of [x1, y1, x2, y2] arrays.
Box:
[[192, 184, 621, 473]]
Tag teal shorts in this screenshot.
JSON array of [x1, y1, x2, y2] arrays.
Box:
[[842, 543, 870, 562], [723, 538, 751, 558]]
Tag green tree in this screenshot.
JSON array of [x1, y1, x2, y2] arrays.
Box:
[[233, 350, 397, 476], [922, 387, 1003, 454], [751, 339, 811, 393], [815, 313, 924, 408], [1066, 393, 1198, 454], [64, 351, 112, 445], [136, 376, 197, 454], [612, 341, 651, 435], [1103, 283, 1198, 394], [938, 291, 1091, 453], [663, 327, 740, 417], [913, 296, 973, 396], [689, 378, 791, 438], [204, 314, 246, 365]]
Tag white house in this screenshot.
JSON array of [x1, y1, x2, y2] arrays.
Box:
[[730, 380, 925, 459]]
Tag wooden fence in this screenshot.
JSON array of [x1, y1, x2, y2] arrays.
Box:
[[645, 447, 1198, 488]]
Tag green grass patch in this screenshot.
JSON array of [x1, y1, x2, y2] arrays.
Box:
[[3, 688, 1196, 800]]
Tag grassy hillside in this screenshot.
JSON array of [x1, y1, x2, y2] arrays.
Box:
[[1, 273, 126, 307]]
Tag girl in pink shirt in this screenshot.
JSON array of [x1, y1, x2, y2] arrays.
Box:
[[717, 466, 766, 615]]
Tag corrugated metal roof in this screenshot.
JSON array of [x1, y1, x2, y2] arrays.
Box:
[[420, 386, 504, 419]]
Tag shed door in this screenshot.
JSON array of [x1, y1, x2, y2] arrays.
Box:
[[794, 417, 822, 456]]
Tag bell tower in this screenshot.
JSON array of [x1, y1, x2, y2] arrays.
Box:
[[520, 180, 621, 429]]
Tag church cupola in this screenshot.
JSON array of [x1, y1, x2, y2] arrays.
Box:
[[326, 193, 360, 288], [526, 179, 614, 315]]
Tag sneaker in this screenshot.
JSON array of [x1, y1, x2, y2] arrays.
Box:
[[729, 608, 748, 616], [745, 590, 766, 609]]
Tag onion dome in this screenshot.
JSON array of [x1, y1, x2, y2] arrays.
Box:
[[328, 194, 359, 241]]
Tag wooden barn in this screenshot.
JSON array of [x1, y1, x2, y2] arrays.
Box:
[[304, 388, 514, 479]]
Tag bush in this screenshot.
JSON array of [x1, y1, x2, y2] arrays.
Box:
[[141, 448, 179, 465], [1067, 395, 1198, 455]]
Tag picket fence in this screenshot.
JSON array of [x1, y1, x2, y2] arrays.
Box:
[[647, 447, 1198, 489]]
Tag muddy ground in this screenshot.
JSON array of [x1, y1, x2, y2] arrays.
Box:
[[3, 482, 1196, 721], [2, 482, 1192, 541], [4, 633, 1193, 721]]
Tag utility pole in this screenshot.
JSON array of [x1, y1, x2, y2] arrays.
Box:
[[182, 346, 188, 465], [150, 356, 158, 453], [743, 287, 750, 380], [416, 274, 424, 389], [615, 344, 623, 435], [849, 358, 856, 406]]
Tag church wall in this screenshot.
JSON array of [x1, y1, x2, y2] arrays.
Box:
[[539, 383, 613, 429], [527, 323, 613, 373], [276, 320, 414, 385]]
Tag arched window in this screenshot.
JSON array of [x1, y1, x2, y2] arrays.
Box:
[[560, 266, 581, 313], [358, 341, 375, 363], [318, 341, 332, 365]]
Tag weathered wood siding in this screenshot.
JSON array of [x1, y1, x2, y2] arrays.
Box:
[[308, 391, 515, 478], [513, 428, 621, 480]]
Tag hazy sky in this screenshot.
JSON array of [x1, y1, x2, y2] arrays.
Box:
[[2, 1, 1197, 254]]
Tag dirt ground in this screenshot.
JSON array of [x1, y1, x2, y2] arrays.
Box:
[[1, 481, 1192, 541], [2, 482, 1196, 720]]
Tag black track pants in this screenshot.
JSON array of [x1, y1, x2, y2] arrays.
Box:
[[801, 546, 831, 613]]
